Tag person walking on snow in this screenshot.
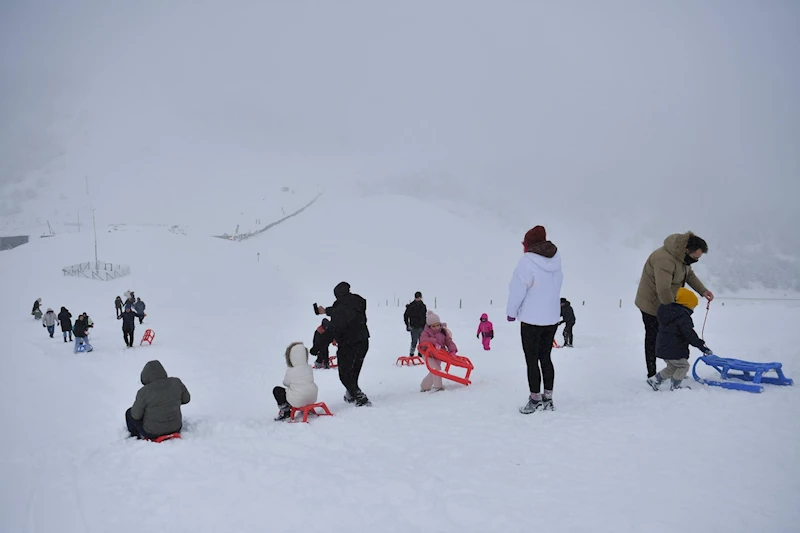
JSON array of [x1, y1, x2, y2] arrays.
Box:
[[313, 282, 372, 407], [476, 313, 494, 350], [420, 310, 458, 392], [310, 318, 335, 369], [648, 288, 713, 391], [73, 314, 93, 353], [118, 304, 145, 347], [31, 298, 42, 320], [115, 296, 123, 319], [134, 298, 146, 324], [507, 225, 563, 414], [404, 291, 427, 356], [557, 298, 576, 347], [42, 308, 57, 338], [126, 360, 190, 440], [635, 232, 714, 380], [274, 342, 319, 421], [58, 307, 73, 342]]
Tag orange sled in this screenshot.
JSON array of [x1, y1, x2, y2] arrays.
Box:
[[417, 342, 474, 386]]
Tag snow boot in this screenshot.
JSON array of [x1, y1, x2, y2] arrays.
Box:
[[519, 398, 543, 414], [670, 379, 691, 391], [344, 390, 356, 404], [274, 403, 291, 421], [542, 398, 555, 411], [647, 374, 663, 391], [354, 390, 372, 407]]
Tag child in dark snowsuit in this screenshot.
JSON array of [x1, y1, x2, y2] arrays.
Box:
[[648, 288, 713, 391], [476, 313, 494, 350], [310, 318, 334, 368], [558, 298, 576, 347], [115, 296, 123, 318]]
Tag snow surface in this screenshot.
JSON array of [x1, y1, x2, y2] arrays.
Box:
[[1, 192, 799, 533]]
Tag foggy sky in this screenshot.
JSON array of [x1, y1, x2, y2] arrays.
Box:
[[1, 1, 798, 247]]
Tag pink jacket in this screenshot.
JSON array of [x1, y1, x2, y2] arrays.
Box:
[[477, 313, 493, 337], [420, 323, 458, 354]]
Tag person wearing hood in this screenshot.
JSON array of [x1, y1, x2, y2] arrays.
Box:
[[420, 310, 458, 392], [507, 226, 563, 414], [126, 360, 191, 439], [31, 298, 42, 320], [115, 296, 123, 319], [314, 282, 371, 406], [73, 313, 93, 353], [403, 291, 427, 356], [134, 298, 146, 324], [476, 313, 494, 351], [274, 342, 319, 420], [58, 307, 73, 342], [557, 298, 576, 347], [635, 232, 714, 380], [118, 304, 145, 347], [648, 288, 713, 391], [42, 308, 57, 338], [310, 318, 334, 369]]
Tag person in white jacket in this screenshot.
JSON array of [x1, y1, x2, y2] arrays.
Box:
[[274, 342, 319, 421], [506, 225, 563, 414]]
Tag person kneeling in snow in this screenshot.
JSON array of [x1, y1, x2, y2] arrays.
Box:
[[274, 342, 318, 421], [420, 311, 458, 392], [648, 288, 713, 391], [126, 360, 191, 439]]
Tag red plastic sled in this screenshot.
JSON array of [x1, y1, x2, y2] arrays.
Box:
[[147, 432, 181, 443], [140, 329, 155, 345], [289, 402, 333, 423], [396, 355, 424, 366], [417, 342, 474, 386]]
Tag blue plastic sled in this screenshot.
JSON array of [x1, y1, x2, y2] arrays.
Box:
[[692, 355, 794, 393]]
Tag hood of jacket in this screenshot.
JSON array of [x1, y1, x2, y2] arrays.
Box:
[[527, 240, 558, 258], [480, 313, 488, 321], [522, 248, 562, 273], [45, 308, 54, 314], [663, 232, 695, 261], [658, 302, 693, 326], [141, 360, 168, 385], [285, 342, 308, 368]]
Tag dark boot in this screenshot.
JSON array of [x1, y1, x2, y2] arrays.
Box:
[[274, 403, 292, 421]]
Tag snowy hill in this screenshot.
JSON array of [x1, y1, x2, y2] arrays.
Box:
[[1, 192, 799, 533]]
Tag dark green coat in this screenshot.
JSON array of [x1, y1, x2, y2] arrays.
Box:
[[131, 360, 191, 436]]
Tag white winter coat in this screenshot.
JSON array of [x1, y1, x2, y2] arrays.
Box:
[[282, 344, 318, 407], [506, 251, 563, 326], [42, 310, 57, 327]]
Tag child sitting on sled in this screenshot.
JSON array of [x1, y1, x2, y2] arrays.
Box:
[[648, 288, 713, 391], [420, 311, 458, 392], [476, 313, 494, 350], [274, 342, 319, 420], [310, 318, 335, 368]]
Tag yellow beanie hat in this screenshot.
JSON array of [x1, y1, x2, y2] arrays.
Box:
[[675, 288, 699, 309]]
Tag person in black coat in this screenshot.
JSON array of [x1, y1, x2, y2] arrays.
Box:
[[118, 304, 146, 347], [403, 291, 427, 356], [310, 318, 333, 368], [313, 282, 371, 406], [648, 288, 712, 391], [115, 296, 123, 318], [58, 307, 73, 342], [557, 297, 576, 347], [73, 313, 94, 353]]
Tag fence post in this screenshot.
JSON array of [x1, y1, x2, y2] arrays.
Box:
[[435, 297, 437, 309], [490, 299, 492, 306], [619, 299, 622, 308], [257, 252, 260, 263], [459, 299, 462, 309], [582, 301, 585, 306]]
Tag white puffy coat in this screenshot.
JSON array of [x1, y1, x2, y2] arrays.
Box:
[[282, 344, 318, 407], [506, 251, 563, 326]]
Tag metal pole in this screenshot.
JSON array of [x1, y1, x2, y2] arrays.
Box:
[[92, 209, 98, 270]]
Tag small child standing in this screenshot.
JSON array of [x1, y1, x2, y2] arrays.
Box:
[[476, 313, 494, 350], [274, 342, 318, 420], [310, 318, 333, 368], [648, 288, 713, 391], [558, 298, 576, 347], [420, 311, 458, 392]]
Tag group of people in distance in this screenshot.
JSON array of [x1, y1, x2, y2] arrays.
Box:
[[121, 227, 717, 441]]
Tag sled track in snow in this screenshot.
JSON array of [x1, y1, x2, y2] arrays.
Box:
[[213, 192, 322, 242]]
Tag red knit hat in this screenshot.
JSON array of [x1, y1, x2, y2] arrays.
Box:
[[523, 226, 547, 249]]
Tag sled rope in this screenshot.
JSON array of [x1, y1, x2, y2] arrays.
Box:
[[701, 300, 710, 340]]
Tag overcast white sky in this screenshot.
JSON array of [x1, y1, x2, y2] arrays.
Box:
[[1, 1, 798, 248]]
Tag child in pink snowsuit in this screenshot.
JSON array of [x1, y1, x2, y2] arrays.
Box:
[[476, 313, 494, 350], [419, 310, 458, 392]]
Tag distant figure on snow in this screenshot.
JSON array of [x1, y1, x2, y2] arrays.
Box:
[[73, 313, 94, 353], [126, 360, 191, 439], [557, 298, 576, 347], [32, 298, 42, 320], [420, 310, 458, 392], [118, 304, 145, 347], [58, 307, 73, 342], [274, 342, 318, 421], [310, 318, 334, 369], [476, 313, 494, 351], [134, 298, 146, 324], [42, 308, 57, 338], [115, 296, 123, 319], [648, 288, 713, 391], [403, 291, 427, 356]]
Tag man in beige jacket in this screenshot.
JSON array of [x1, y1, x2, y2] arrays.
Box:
[[635, 232, 714, 379]]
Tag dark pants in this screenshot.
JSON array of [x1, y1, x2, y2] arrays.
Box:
[[123, 327, 135, 347], [125, 408, 157, 439], [273, 386, 287, 406], [138, 315, 144, 324], [409, 327, 424, 355], [563, 322, 574, 346], [315, 347, 330, 367], [337, 339, 369, 395], [116, 306, 122, 319], [641, 311, 659, 378], [521, 323, 558, 394], [62, 330, 73, 341]]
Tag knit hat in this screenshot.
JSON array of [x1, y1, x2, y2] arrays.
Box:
[[414, 291, 422, 299], [675, 288, 699, 309], [426, 310, 441, 326], [523, 226, 547, 249]]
